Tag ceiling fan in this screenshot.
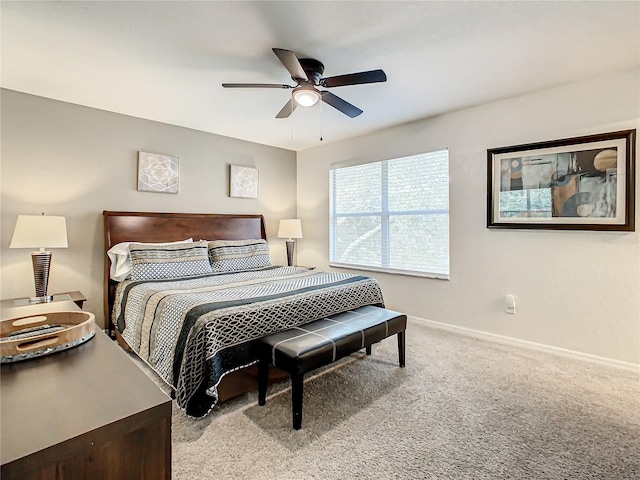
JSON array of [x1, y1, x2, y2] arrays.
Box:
[[222, 48, 387, 119]]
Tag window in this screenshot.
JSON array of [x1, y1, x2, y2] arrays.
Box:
[[329, 149, 449, 278]]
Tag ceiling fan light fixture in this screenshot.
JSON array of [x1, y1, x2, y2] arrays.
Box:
[[293, 88, 321, 107]]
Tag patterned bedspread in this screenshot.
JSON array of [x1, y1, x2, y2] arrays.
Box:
[[113, 266, 384, 417]]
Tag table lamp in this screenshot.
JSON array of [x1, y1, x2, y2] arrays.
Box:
[[278, 219, 303, 267], [10, 214, 68, 303]]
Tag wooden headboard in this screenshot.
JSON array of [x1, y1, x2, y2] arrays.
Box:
[[102, 211, 267, 335]]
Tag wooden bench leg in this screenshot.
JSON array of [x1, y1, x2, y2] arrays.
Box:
[[291, 373, 304, 430], [366, 345, 372, 355], [397, 331, 406, 368], [258, 358, 269, 406]]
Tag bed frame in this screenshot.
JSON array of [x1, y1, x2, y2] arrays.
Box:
[[103, 211, 275, 401]]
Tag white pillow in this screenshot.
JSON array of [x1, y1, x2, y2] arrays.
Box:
[[107, 238, 193, 282]]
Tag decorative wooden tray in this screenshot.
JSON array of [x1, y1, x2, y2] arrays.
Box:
[[1, 311, 96, 363]]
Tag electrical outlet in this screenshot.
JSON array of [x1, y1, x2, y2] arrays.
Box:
[[505, 294, 516, 314]]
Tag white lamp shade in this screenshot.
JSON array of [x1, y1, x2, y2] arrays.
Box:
[[10, 215, 68, 249], [293, 89, 320, 107], [278, 219, 303, 239]]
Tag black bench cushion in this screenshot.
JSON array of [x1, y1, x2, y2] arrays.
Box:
[[259, 305, 406, 375]]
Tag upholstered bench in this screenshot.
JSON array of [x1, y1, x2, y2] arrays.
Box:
[[257, 305, 407, 430]]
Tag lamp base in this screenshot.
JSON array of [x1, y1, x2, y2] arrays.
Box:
[[31, 251, 53, 301], [29, 295, 54, 304], [285, 240, 295, 267]]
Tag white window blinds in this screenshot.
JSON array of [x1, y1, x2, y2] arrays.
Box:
[[329, 150, 450, 278]]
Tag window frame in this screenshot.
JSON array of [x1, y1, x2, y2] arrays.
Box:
[[329, 150, 450, 280]]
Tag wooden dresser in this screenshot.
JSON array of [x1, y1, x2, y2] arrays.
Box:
[[0, 300, 172, 479]]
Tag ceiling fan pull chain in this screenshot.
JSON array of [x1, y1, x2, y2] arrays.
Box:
[[291, 99, 295, 139], [319, 101, 323, 141]]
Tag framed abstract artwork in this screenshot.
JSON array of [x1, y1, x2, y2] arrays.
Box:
[[137, 151, 179, 194], [487, 130, 635, 231], [229, 165, 259, 198]]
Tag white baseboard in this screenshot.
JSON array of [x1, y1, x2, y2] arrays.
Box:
[[409, 316, 640, 374]]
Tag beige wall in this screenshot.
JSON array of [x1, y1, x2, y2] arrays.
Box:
[[1, 89, 297, 327], [297, 69, 640, 367]]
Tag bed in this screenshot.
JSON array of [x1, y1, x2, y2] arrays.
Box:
[[103, 211, 385, 417]]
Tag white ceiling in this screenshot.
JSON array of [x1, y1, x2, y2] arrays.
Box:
[[2, 1, 639, 152]]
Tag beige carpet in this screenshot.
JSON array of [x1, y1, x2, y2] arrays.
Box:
[[139, 320, 639, 479]]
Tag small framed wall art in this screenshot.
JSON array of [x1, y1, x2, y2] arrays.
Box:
[[229, 165, 259, 198], [137, 151, 179, 194], [487, 129, 635, 231]]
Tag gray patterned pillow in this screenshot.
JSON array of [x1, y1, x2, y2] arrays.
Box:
[[129, 240, 212, 281], [208, 239, 271, 272]]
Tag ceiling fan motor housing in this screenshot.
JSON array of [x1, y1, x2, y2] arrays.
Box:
[[298, 58, 325, 85]]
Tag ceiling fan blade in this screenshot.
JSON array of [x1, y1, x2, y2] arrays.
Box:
[[321, 69, 387, 88], [272, 48, 308, 81], [276, 98, 297, 118], [321, 91, 363, 118], [222, 83, 292, 89]]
